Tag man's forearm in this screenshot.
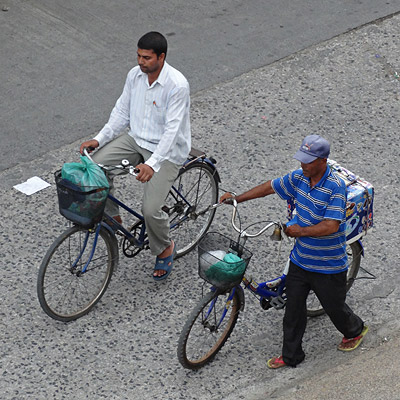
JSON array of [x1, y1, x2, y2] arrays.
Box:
[[235, 180, 275, 203], [285, 219, 340, 238]]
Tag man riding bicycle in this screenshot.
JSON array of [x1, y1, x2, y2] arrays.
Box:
[[80, 31, 191, 281]]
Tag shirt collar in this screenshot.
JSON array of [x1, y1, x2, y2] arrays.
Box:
[[305, 165, 330, 189], [156, 62, 168, 86], [137, 61, 168, 87]]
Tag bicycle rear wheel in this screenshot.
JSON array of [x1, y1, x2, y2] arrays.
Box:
[[177, 289, 241, 369], [165, 161, 219, 257], [306, 241, 362, 317], [37, 225, 119, 322]]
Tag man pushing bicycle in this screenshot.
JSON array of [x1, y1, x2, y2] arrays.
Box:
[[220, 134, 368, 368]]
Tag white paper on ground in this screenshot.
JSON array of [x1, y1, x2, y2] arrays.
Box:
[[13, 176, 51, 195]]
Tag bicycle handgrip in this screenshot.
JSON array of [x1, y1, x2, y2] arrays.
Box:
[[222, 197, 235, 205]]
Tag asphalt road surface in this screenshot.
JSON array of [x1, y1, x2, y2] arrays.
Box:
[[1, 9, 400, 400], [1, 0, 400, 171]]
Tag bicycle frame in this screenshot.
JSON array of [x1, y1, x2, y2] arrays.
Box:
[[242, 259, 289, 310], [103, 194, 146, 243], [205, 274, 289, 333], [75, 175, 208, 262], [206, 257, 290, 322]]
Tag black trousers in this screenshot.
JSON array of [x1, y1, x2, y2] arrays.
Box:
[[282, 261, 364, 367]]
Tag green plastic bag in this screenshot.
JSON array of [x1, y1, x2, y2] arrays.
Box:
[[61, 156, 109, 190], [204, 253, 246, 287], [57, 156, 110, 227]]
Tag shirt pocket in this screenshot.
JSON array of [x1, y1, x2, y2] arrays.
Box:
[[152, 104, 166, 125], [312, 201, 327, 212], [308, 193, 328, 214]]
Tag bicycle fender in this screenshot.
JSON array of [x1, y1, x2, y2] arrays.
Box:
[[100, 222, 119, 253], [236, 285, 245, 311], [101, 221, 115, 236], [204, 158, 221, 183], [357, 239, 365, 257], [183, 158, 221, 183]]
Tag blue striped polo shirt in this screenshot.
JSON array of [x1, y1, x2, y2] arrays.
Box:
[[271, 166, 347, 274]]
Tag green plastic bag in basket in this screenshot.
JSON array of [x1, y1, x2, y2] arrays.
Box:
[[57, 156, 110, 227], [205, 253, 246, 286], [61, 155, 109, 189]]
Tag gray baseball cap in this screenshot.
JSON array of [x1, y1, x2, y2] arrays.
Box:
[[293, 135, 330, 164]]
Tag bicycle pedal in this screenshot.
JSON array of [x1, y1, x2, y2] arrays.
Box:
[[270, 296, 286, 310], [161, 205, 170, 214], [260, 298, 272, 310]]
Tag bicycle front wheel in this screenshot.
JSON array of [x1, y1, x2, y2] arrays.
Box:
[[37, 225, 119, 322], [306, 241, 362, 317], [166, 161, 219, 257], [177, 289, 241, 369]]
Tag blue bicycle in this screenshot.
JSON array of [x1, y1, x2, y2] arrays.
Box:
[[37, 148, 220, 322], [177, 200, 364, 369]]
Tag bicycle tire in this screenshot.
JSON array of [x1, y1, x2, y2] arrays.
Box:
[[37, 225, 119, 322], [306, 241, 362, 317], [165, 161, 219, 257], [177, 289, 241, 369]]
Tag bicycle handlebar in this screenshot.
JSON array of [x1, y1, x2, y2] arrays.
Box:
[[82, 147, 140, 176], [214, 199, 284, 239]]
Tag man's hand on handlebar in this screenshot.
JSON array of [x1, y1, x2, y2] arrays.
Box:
[[80, 140, 99, 155], [219, 192, 235, 204], [135, 163, 154, 183]]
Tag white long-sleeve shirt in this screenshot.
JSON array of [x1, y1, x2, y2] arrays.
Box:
[[94, 62, 191, 172]]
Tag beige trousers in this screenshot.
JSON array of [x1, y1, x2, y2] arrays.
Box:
[[93, 133, 180, 256]]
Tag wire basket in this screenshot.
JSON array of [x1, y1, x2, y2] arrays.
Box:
[[198, 232, 252, 290], [55, 171, 109, 228]]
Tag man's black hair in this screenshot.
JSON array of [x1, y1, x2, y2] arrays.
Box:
[[137, 32, 167, 58]]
